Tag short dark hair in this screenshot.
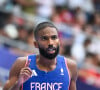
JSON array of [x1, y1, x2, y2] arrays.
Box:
[[34, 22, 58, 39]]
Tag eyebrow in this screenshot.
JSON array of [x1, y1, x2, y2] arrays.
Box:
[[40, 34, 57, 37]]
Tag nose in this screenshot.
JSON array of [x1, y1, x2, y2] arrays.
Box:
[[48, 39, 54, 46]]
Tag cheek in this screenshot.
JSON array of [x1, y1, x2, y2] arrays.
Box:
[[55, 39, 60, 46], [38, 41, 48, 48]]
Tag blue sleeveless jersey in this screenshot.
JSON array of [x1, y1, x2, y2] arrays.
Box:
[[23, 54, 70, 90]]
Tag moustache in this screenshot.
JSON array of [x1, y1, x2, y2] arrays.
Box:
[[46, 45, 56, 51]]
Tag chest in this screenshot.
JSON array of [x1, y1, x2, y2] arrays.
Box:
[[23, 55, 70, 90], [23, 66, 69, 90]]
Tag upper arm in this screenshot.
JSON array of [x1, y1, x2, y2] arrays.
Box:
[[3, 57, 26, 90], [66, 58, 78, 90]]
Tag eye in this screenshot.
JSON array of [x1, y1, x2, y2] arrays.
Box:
[[51, 35, 58, 40], [41, 36, 48, 40]]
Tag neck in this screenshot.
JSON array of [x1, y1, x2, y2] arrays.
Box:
[[36, 55, 57, 72], [37, 55, 57, 67]]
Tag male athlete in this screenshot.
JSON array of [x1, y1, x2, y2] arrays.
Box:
[[3, 22, 78, 90]]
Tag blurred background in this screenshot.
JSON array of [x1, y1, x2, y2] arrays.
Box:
[[0, 0, 100, 90]]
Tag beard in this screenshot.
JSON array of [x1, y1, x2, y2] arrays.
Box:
[[38, 45, 59, 60]]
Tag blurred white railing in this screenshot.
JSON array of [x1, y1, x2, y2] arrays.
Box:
[[0, 35, 39, 54]]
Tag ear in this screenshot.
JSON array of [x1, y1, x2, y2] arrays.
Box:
[[33, 41, 38, 48]]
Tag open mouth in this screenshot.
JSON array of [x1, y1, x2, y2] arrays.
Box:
[[47, 48, 56, 54]]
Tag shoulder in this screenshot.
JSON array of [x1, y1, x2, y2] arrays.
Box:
[[64, 57, 78, 80], [65, 57, 77, 71], [3, 57, 27, 90], [9, 56, 27, 78], [11, 56, 27, 69]]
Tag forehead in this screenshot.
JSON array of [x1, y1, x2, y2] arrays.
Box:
[[38, 27, 58, 36]]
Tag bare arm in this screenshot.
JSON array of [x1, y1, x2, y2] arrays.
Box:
[[67, 59, 78, 90], [3, 57, 27, 90]]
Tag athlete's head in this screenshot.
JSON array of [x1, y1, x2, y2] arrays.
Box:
[[34, 22, 60, 59]]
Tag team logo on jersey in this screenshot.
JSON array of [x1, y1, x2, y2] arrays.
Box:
[[60, 68, 64, 75], [31, 70, 38, 76]]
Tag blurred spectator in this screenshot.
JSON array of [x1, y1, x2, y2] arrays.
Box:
[[4, 0, 36, 15], [54, 6, 74, 25], [54, 0, 68, 7], [35, 0, 55, 18], [0, 11, 11, 27], [93, 0, 100, 11], [68, 0, 94, 13], [4, 24, 18, 39], [72, 7, 87, 37], [93, 11, 100, 32], [2, 12, 19, 39], [15, 25, 28, 42], [71, 38, 92, 67], [26, 28, 34, 46], [83, 24, 94, 37], [0, 25, 5, 36], [0, 0, 6, 8], [79, 53, 100, 88]]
